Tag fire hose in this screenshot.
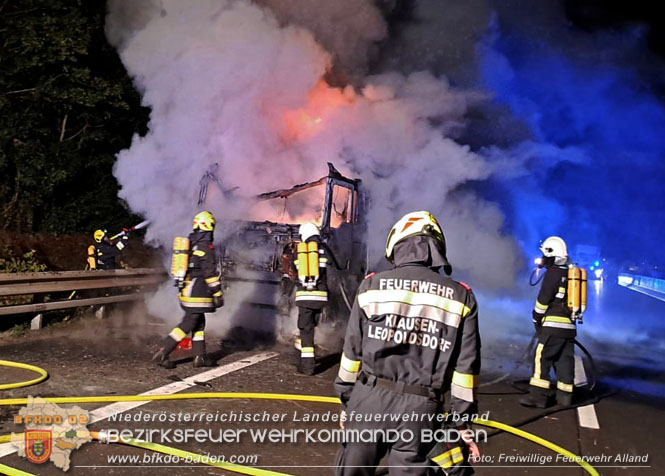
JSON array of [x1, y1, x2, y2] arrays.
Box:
[[0, 360, 601, 476], [0, 361, 48, 391]]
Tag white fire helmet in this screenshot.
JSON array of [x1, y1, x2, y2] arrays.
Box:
[[539, 236, 568, 259], [299, 222, 320, 242]]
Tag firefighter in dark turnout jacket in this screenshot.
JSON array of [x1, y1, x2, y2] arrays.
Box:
[[334, 211, 481, 476], [293, 222, 329, 375], [153, 211, 223, 369], [89, 229, 127, 270], [520, 236, 576, 408]]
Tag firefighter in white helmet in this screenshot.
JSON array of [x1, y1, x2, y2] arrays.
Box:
[[292, 222, 330, 375], [520, 236, 576, 408], [334, 211, 480, 475], [153, 211, 223, 369]]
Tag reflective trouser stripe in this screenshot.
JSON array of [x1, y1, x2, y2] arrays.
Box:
[[301, 347, 315, 358], [169, 327, 186, 342], [557, 381, 573, 392], [193, 331, 205, 341], [530, 377, 551, 389], [530, 343, 550, 388], [338, 353, 361, 382], [431, 446, 464, 468], [294, 338, 301, 350]]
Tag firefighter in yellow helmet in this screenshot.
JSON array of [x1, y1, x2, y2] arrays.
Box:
[[152, 211, 223, 369], [334, 211, 480, 475], [520, 236, 576, 408], [88, 229, 128, 270], [292, 222, 329, 375]]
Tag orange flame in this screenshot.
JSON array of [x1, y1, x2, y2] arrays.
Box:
[[282, 81, 352, 141]]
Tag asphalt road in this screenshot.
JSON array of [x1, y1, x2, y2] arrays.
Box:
[[0, 283, 663, 476]]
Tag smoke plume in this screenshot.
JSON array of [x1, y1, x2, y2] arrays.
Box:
[[106, 0, 520, 291], [106, 0, 665, 347]]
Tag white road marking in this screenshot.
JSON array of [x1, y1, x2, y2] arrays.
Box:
[[0, 352, 277, 458], [574, 354, 588, 387], [575, 354, 600, 430]]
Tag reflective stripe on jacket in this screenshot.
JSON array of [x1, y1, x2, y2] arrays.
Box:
[[532, 265, 576, 338], [293, 238, 328, 309], [334, 263, 481, 421], [178, 231, 221, 313]]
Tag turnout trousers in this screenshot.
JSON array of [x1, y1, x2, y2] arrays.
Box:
[[335, 379, 442, 476], [297, 307, 320, 363], [529, 335, 575, 404], [163, 311, 207, 357]]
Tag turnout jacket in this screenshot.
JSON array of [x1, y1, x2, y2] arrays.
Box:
[[293, 237, 328, 309], [178, 231, 222, 313], [334, 263, 481, 419], [92, 240, 125, 270], [532, 265, 576, 338]]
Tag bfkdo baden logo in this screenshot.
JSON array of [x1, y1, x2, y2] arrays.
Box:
[[25, 429, 52, 464], [11, 397, 92, 471]]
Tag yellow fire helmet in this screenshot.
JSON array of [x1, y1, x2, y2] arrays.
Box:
[[193, 211, 216, 231], [385, 211, 445, 262], [93, 229, 107, 243]]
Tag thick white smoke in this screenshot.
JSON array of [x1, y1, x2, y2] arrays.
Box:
[[107, 0, 521, 293]]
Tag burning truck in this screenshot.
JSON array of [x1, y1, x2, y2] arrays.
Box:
[[203, 163, 368, 333]]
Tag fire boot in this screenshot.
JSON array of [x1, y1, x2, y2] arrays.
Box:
[[152, 348, 176, 369], [298, 358, 316, 376], [556, 389, 574, 407], [519, 390, 553, 409], [193, 355, 217, 368]]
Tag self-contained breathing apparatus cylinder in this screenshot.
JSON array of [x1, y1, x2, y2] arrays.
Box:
[[297, 241, 319, 290], [87, 245, 97, 270], [567, 266, 587, 322], [171, 237, 190, 289]]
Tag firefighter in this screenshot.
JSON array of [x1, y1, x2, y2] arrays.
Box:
[[334, 211, 480, 476], [293, 222, 329, 375], [89, 229, 128, 270], [520, 236, 575, 408], [152, 211, 223, 369]]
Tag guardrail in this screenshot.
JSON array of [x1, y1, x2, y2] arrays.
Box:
[[0, 268, 167, 317], [617, 273, 665, 302]]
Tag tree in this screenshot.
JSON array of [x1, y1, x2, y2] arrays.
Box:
[[0, 0, 148, 234]]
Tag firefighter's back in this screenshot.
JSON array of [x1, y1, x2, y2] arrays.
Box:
[[357, 263, 476, 390]]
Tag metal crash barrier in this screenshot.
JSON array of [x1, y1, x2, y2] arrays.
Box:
[[0, 268, 167, 317], [617, 272, 665, 302]]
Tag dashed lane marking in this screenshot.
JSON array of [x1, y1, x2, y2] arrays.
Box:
[[575, 354, 600, 430], [0, 351, 278, 458]]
